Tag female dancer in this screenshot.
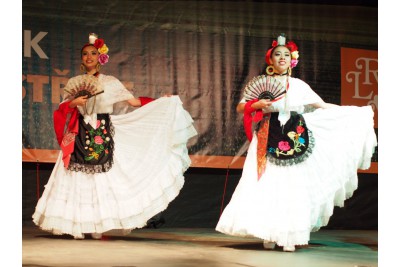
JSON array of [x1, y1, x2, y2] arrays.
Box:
[[32, 33, 197, 239], [216, 34, 377, 252]]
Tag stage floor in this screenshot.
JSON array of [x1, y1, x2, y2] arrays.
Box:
[[22, 226, 377, 267]]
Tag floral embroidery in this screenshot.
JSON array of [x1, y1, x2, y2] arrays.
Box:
[[267, 131, 314, 167], [265, 113, 315, 166], [67, 113, 115, 174], [296, 125, 305, 134], [84, 119, 111, 161], [270, 118, 307, 158], [278, 141, 291, 151]]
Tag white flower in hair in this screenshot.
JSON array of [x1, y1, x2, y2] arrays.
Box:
[[277, 33, 286, 46], [89, 33, 98, 44]]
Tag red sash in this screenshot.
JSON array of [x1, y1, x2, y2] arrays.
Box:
[[243, 100, 270, 180], [139, 96, 155, 106], [53, 101, 79, 168]]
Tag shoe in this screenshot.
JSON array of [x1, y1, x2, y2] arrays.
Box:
[[283, 246, 296, 252], [145, 212, 166, 229], [73, 234, 85, 240], [91, 233, 102, 240], [52, 229, 63, 235], [263, 240, 276, 250]]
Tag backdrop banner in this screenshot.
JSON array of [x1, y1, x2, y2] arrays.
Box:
[[22, 1, 378, 171]]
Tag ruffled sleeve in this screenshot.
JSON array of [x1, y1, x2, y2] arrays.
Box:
[[101, 75, 135, 105], [285, 78, 324, 109], [92, 75, 135, 114]]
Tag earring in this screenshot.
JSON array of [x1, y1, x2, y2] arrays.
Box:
[[266, 65, 275, 75], [96, 63, 101, 72], [80, 63, 86, 73], [288, 67, 292, 76]]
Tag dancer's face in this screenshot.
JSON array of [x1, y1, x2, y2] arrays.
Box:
[[81, 45, 100, 71], [271, 46, 291, 74]]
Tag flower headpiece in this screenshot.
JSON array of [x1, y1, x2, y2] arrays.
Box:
[[265, 33, 299, 68], [82, 33, 110, 65]]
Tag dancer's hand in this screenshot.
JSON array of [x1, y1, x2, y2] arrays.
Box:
[[69, 96, 88, 108], [252, 99, 272, 110]]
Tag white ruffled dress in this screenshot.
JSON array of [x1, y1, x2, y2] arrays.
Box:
[[216, 77, 377, 247], [32, 74, 197, 238]]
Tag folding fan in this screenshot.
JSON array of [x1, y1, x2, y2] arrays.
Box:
[[242, 75, 286, 102], [63, 74, 104, 99]]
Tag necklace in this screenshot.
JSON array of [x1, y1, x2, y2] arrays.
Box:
[[86, 71, 99, 77], [273, 71, 288, 76]]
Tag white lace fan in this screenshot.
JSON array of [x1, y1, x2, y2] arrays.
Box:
[[242, 75, 286, 101], [63, 74, 104, 99]]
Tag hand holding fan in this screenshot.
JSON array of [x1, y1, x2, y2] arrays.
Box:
[[242, 75, 287, 142]]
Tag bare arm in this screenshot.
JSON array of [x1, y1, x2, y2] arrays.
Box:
[[311, 102, 339, 109], [236, 103, 245, 113], [127, 97, 142, 107], [68, 96, 88, 108], [127, 94, 173, 108]]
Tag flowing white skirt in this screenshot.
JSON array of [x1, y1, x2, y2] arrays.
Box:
[[216, 105, 377, 247], [32, 96, 197, 238]]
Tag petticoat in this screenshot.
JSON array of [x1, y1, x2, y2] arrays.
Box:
[[32, 96, 197, 238], [216, 105, 377, 247]]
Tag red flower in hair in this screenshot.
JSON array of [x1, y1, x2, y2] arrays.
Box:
[[94, 38, 105, 49], [271, 40, 278, 47], [286, 41, 298, 52]]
